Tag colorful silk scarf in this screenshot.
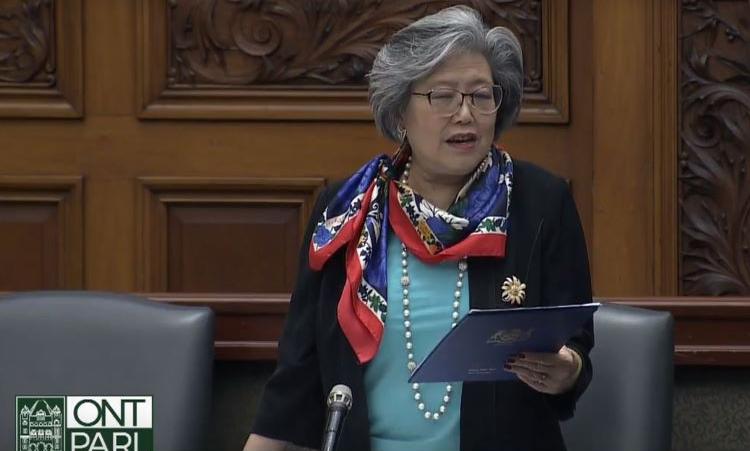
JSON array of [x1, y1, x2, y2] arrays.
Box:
[[309, 146, 513, 364]]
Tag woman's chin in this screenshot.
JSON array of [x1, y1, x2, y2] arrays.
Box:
[[435, 159, 487, 181], [445, 140, 480, 153], [441, 141, 489, 167]]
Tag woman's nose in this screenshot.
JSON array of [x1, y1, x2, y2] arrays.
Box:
[[452, 97, 475, 123]]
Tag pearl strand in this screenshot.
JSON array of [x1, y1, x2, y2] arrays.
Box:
[[398, 158, 466, 421], [400, 243, 466, 421]]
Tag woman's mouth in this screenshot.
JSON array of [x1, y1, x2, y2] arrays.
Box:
[[446, 133, 478, 150]]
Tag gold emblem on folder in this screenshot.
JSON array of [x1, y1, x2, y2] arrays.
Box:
[[501, 276, 526, 305], [486, 328, 535, 345]]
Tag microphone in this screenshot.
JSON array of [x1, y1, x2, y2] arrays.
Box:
[[321, 384, 353, 451]]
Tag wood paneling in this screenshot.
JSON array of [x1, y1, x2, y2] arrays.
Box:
[[0, 176, 83, 289], [0, 0, 592, 347], [680, 0, 750, 296], [654, 0, 679, 296], [592, 0, 679, 296], [524, 0, 569, 123], [150, 293, 750, 365], [612, 297, 750, 366], [0, 204, 59, 289], [85, 0, 134, 116], [9, 0, 745, 367], [137, 0, 568, 122], [136, 177, 325, 292], [149, 293, 289, 361], [0, 0, 83, 117], [167, 205, 300, 292]]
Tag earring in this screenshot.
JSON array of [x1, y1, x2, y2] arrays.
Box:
[[392, 125, 410, 167], [397, 126, 407, 143]]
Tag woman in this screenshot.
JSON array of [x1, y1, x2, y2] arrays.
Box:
[[244, 6, 592, 451]]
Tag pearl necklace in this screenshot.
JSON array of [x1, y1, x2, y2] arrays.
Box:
[[399, 158, 468, 421]]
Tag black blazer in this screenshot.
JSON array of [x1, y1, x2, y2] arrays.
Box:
[[252, 159, 594, 451]]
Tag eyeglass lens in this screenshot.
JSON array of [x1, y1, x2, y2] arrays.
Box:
[[428, 86, 502, 115]]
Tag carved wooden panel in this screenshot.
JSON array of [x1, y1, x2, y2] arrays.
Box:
[[680, 0, 750, 295], [136, 177, 325, 292], [0, 176, 83, 289], [0, 0, 83, 117], [138, 0, 568, 122]]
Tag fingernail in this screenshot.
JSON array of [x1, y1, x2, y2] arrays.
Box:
[[507, 358, 515, 364], [519, 353, 526, 359], [503, 364, 512, 370]]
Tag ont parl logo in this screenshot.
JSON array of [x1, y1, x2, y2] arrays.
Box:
[[16, 396, 153, 451]]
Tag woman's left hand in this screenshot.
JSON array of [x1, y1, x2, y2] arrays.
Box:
[[504, 346, 582, 394]]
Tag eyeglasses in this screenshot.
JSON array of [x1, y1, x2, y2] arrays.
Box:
[[411, 85, 503, 116]]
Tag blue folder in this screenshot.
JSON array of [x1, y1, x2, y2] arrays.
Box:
[[408, 303, 599, 383]]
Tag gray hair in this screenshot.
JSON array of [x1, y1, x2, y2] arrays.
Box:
[[368, 5, 523, 142]]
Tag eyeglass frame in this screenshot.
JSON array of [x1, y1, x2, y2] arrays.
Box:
[[410, 85, 503, 116]]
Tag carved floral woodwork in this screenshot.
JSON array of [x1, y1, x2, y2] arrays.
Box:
[[140, 0, 568, 121], [0, 0, 55, 87], [167, 0, 543, 92], [680, 0, 750, 295], [0, 0, 82, 117]]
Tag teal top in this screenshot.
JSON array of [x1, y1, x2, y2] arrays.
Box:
[[364, 234, 470, 451]]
